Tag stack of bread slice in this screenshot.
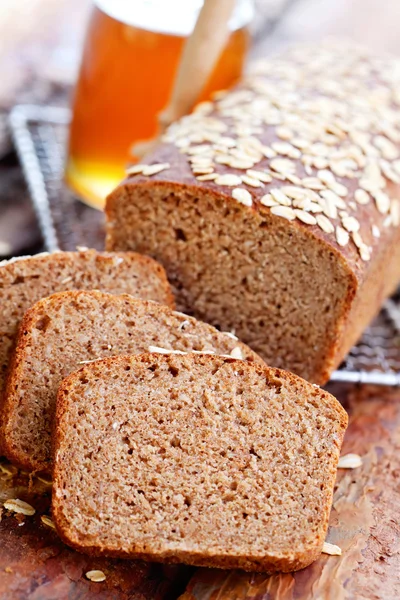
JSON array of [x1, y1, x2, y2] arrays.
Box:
[[0, 249, 347, 573]]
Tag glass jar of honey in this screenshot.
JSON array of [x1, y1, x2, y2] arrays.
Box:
[[65, 0, 254, 209]]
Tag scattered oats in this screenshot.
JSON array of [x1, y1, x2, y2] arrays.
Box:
[[374, 191, 391, 214], [41, 515, 56, 529], [317, 169, 335, 185], [320, 189, 345, 209], [391, 199, 400, 226], [246, 170, 272, 183], [308, 202, 324, 214], [230, 346, 243, 359], [229, 158, 257, 170], [241, 175, 264, 188], [4, 499, 35, 516], [380, 160, 400, 183], [293, 197, 312, 210], [190, 156, 213, 166], [330, 182, 348, 197], [341, 216, 360, 233], [313, 157, 329, 170], [352, 231, 363, 248], [302, 177, 325, 190], [196, 173, 218, 181], [316, 214, 335, 234], [304, 165, 313, 176], [270, 189, 292, 206], [260, 194, 278, 207], [349, 201, 357, 211], [359, 244, 371, 261], [374, 135, 399, 160], [383, 215, 392, 227], [215, 154, 233, 165], [275, 126, 293, 140], [270, 158, 296, 174], [270, 206, 296, 221], [215, 174, 242, 187], [86, 570, 106, 583], [192, 167, 214, 175], [285, 173, 302, 185], [148, 346, 186, 355], [338, 453, 363, 469], [294, 210, 317, 225], [280, 186, 306, 200], [76, 246, 89, 252], [142, 163, 170, 176], [261, 146, 276, 159], [185, 144, 212, 156], [223, 331, 238, 340], [271, 141, 301, 158], [320, 194, 338, 220], [322, 542, 342, 556], [61, 276, 73, 284], [372, 225, 381, 238], [217, 136, 236, 148], [291, 138, 309, 149], [126, 164, 145, 175], [232, 188, 253, 207], [336, 226, 349, 246]]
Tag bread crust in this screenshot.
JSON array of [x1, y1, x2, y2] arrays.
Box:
[[105, 44, 400, 384], [52, 353, 347, 573]]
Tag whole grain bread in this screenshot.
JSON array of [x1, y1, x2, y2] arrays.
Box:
[[105, 42, 400, 385], [1, 290, 261, 473], [0, 249, 174, 396], [52, 353, 347, 573]]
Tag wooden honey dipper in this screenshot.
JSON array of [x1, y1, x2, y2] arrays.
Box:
[[132, 0, 236, 158]]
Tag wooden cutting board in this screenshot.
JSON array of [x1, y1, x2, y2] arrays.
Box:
[[0, 382, 399, 600]]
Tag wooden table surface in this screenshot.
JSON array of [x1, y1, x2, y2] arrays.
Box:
[[0, 2, 400, 599]]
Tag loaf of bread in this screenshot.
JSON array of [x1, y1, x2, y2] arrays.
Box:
[[1, 290, 261, 472], [52, 352, 347, 573], [0, 249, 174, 396], [106, 43, 400, 384]]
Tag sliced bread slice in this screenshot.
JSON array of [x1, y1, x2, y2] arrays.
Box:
[[1, 291, 261, 472], [0, 249, 174, 394], [52, 353, 348, 573]]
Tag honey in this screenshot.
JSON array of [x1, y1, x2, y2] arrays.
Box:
[[65, 0, 252, 209]]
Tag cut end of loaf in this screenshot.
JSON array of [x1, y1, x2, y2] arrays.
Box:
[[106, 181, 357, 384], [53, 353, 347, 573]]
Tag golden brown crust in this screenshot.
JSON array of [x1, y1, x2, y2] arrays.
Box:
[[105, 44, 400, 384], [52, 353, 347, 573]]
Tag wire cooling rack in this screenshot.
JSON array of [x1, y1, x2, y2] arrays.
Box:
[[8, 104, 400, 386]]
